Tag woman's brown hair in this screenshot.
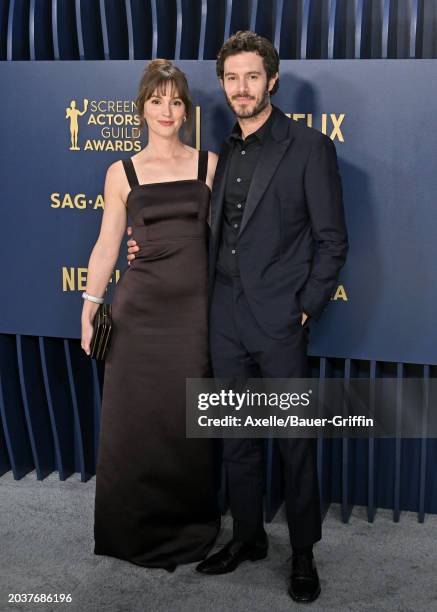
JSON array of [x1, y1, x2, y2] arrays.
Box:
[[135, 59, 193, 138]]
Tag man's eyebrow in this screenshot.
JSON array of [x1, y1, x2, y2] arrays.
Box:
[[224, 70, 262, 76]]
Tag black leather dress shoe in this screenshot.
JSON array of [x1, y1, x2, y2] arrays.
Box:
[[288, 554, 321, 603], [196, 539, 268, 575]]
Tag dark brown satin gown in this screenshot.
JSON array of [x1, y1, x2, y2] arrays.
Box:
[[94, 151, 220, 569]]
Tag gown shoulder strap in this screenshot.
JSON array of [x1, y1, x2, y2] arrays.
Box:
[[122, 158, 140, 189], [197, 150, 208, 183]]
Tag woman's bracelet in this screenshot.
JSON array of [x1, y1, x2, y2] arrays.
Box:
[[82, 292, 104, 304]]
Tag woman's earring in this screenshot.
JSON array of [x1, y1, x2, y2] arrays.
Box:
[[183, 116, 187, 122]]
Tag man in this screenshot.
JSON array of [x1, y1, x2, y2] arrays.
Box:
[[128, 31, 348, 603]]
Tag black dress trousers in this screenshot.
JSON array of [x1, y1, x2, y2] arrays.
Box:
[[209, 273, 322, 549]]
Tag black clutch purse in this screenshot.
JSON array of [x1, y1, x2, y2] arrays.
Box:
[[90, 304, 112, 360]]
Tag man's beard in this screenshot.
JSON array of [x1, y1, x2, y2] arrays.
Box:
[[225, 86, 270, 119]]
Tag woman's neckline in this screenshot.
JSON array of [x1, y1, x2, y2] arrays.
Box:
[[126, 179, 211, 203]]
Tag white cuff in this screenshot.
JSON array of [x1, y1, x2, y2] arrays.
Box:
[[82, 292, 104, 304]]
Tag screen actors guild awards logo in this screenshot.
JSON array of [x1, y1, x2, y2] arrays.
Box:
[[65, 99, 89, 150], [64, 98, 142, 152]]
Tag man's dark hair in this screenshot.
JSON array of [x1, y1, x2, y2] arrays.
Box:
[[216, 31, 280, 95]]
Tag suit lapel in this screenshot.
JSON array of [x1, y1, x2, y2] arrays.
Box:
[[239, 109, 294, 237], [211, 142, 232, 243]]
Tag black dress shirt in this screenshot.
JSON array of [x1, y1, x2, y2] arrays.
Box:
[[217, 111, 274, 277]]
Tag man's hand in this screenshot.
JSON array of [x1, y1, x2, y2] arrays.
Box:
[[126, 226, 139, 264], [301, 312, 309, 326]]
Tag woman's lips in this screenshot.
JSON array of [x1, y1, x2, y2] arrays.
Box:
[[158, 120, 175, 126]]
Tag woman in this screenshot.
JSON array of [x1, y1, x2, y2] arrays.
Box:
[[81, 59, 220, 570]]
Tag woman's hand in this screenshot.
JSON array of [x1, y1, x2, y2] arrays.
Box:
[[81, 318, 94, 356]]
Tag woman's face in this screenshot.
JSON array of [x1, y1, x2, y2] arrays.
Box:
[[143, 83, 186, 138]]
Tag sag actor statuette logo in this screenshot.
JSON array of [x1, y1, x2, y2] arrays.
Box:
[[65, 98, 142, 152], [65, 99, 89, 150]]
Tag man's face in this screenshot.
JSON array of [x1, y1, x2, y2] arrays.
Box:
[[221, 51, 278, 119]]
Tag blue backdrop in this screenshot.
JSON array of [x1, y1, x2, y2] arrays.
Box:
[[1, 60, 436, 365]]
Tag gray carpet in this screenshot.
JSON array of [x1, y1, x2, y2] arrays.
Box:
[[1, 472, 436, 612]]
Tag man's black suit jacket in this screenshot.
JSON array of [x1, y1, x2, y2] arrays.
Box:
[[209, 105, 349, 340]]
